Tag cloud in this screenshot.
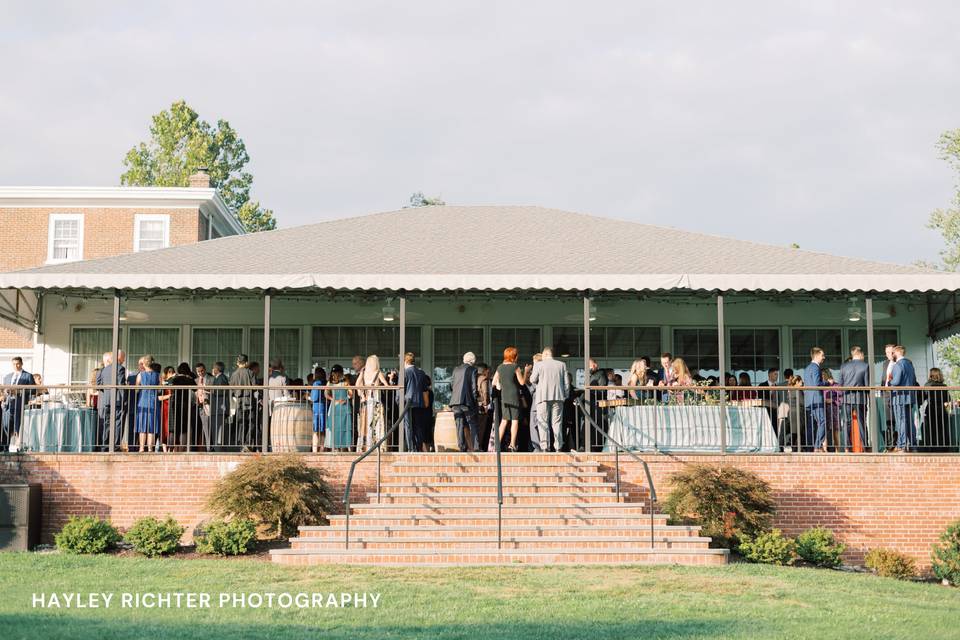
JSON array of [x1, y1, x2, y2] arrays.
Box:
[[1, 1, 958, 264]]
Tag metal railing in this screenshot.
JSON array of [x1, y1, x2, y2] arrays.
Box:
[[0, 383, 402, 454], [494, 407, 503, 550], [342, 404, 411, 549], [580, 384, 960, 453], [575, 396, 658, 548]]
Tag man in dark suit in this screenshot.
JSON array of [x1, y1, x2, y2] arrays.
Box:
[[802, 347, 827, 452], [757, 367, 781, 433], [96, 350, 126, 451], [402, 352, 428, 451], [890, 345, 918, 452], [839, 346, 870, 451], [2, 356, 35, 449], [450, 352, 480, 451]]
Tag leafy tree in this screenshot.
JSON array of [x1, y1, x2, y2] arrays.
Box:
[[406, 191, 446, 207], [927, 129, 960, 385], [120, 100, 275, 232]]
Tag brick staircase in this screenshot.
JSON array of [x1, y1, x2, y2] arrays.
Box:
[[270, 453, 729, 566]]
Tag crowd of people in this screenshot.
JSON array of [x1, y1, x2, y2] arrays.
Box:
[[0, 342, 955, 453]]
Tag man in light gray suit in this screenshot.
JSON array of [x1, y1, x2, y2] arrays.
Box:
[[529, 347, 569, 452], [839, 346, 870, 451]]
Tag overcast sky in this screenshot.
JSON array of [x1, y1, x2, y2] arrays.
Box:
[[2, 1, 958, 265]]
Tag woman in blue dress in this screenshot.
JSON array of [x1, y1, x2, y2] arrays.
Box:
[[325, 368, 354, 451], [135, 355, 161, 453], [310, 366, 327, 452]]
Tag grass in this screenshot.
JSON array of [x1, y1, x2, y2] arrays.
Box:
[[1, 553, 957, 639]]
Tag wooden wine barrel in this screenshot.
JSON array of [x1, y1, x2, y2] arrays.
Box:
[[433, 410, 459, 452], [270, 401, 313, 452]]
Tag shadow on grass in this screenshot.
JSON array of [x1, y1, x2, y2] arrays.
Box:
[[0, 613, 747, 640]]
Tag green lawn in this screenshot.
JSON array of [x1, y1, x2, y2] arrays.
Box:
[[0, 553, 956, 639]]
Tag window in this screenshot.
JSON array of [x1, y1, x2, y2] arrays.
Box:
[[70, 327, 120, 382], [847, 328, 900, 367], [310, 326, 421, 367], [490, 327, 541, 364], [128, 328, 180, 370], [791, 328, 842, 372], [673, 328, 720, 378], [134, 214, 170, 252], [47, 214, 83, 263], [550, 326, 660, 361], [432, 327, 484, 407], [192, 328, 244, 376], [250, 328, 301, 378], [729, 328, 780, 384]]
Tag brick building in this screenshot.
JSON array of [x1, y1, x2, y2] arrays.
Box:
[[0, 171, 244, 373]]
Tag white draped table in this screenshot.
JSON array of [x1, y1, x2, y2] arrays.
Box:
[[605, 404, 778, 453]]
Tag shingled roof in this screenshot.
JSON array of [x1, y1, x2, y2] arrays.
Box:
[[1, 205, 955, 293]]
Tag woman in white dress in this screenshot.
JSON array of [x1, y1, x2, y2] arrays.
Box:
[[356, 355, 388, 452]]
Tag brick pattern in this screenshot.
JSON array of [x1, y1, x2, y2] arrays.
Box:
[[0, 206, 202, 349], [1, 452, 957, 569]]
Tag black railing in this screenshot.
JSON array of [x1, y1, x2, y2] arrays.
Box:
[[575, 396, 658, 548], [342, 404, 411, 549]]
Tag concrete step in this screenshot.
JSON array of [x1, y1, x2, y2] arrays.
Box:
[[347, 502, 650, 515], [299, 523, 702, 538], [270, 547, 730, 566], [389, 461, 602, 473], [330, 514, 668, 527], [371, 482, 619, 493], [289, 536, 713, 550], [384, 471, 610, 483], [363, 492, 630, 505]]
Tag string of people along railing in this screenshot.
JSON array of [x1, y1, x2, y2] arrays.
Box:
[[1, 383, 957, 454]]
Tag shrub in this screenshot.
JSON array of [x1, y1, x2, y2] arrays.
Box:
[[195, 518, 258, 556], [123, 516, 185, 558], [206, 454, 335, 538], [931, 519, 960, 586], [54, 516, 121, 554], [795, 527, 846, 568], [864, 549, 916, 580], [739, 529, 796, 565], [664, 464, 776, 547]]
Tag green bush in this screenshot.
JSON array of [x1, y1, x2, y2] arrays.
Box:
[[206, 454, 335, 538], [931, 519, 960, 585], [54, 516, 121, 554], [739, 529, 796, 565], [795, 527, 846, 568], [664, 464, 776, 547], [864, 548, 916, 580], [195, 518, 258, 556], [123, 516, 185, 558]]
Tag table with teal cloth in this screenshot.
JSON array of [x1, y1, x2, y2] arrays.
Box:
[[21, 406, 97, 452], [605, 404, 778, 453]]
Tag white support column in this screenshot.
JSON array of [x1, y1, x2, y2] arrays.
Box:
[[866, 297, 879, 451], [398, 296, 406, 453], [717, 294, 727, 455], [261, 291, 271, 454], [583, 294, 591, 453]]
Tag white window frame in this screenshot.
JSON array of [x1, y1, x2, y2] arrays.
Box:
[[46, 213, 84, 264], [133, 213, 170, 252]]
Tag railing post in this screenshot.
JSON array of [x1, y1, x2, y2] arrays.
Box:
[[717, 294, 727, 455], [108, 289, 121, 453], [261, 291, 271, 454], [866, 297, 880, 452]]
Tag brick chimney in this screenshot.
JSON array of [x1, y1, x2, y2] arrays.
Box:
[[188, 167, 211, 188]]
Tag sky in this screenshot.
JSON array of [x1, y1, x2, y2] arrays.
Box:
[[1, 1, 959, 265]]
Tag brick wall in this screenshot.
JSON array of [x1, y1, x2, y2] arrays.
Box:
[[1, 452, 957, 569], [0, 207, 201, 272]]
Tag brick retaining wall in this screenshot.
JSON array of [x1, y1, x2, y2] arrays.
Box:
[[1, 453, 956, 569]]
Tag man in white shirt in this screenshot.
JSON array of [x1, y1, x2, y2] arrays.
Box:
[[267, 358, 289, 414], [880, 344, 896, 450]]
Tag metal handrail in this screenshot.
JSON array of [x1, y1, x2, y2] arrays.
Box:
[[574, 396, 658, 549], [341, 404, 411, 550]]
